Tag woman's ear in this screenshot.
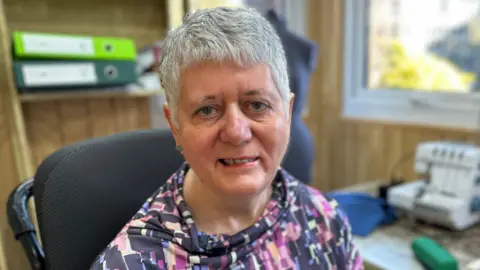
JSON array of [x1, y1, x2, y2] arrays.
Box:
[[288, 93, 295, 123], [163, 103, 179, 142]]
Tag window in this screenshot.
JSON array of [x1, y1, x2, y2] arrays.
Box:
[[343, 0, 480, 131]]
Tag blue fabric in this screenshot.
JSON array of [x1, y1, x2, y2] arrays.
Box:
[[326, 192, 397, 237], [265, 10, 318, 185]]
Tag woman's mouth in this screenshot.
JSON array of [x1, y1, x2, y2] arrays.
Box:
[[219, 157, 259, 166]]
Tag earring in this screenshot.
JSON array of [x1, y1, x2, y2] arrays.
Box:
[[176, 145, 184, 153]]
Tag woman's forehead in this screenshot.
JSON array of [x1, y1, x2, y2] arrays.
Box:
[[185, 88, 279, 103], [181, 90, 282, 114], [181, 60, 270, 79], [179, 62, 280, 102]]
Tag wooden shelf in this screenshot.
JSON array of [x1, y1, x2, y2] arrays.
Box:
[[19, 89, 164, 102]]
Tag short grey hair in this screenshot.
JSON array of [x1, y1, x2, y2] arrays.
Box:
[[158, 6, 290, 126]]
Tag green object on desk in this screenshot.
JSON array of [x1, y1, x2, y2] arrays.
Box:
[[411, 236, 458, 270]]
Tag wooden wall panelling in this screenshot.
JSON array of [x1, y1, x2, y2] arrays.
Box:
[[58, 100, 91, 146], [137, 98, 154, 130], [167, 0, 185, 28], [24, 98, 153, 166], [305, 0, 480, 192], [5, 0, 169, 48], [305, 0, 345, 191], [24, 102, 63, 168], [0, 0, 34, 268], [343, 123, 358, 188], [3, 0, 169, 166], [0, 97, 29, 270], [0, 0, 181, 269], [87, 99, 118, 137]]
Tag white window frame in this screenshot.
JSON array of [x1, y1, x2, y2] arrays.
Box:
[[342, 0, 480, 131]]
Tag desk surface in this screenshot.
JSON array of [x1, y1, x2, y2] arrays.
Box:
[[337, 181, 480, 270], [355, 220, 479, 270]]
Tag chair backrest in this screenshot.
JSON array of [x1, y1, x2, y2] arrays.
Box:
[[33, 128, 184, 270]]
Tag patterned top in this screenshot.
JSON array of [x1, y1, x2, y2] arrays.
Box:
[[90, 163, 364, 270]]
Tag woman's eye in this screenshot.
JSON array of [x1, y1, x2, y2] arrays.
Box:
[[248, 101, 269, 112], [196, 106, 217, 117]]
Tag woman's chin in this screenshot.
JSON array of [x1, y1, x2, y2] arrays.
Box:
[[215, 173, 271, 197]]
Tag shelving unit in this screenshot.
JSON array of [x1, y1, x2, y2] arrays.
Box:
[[19, 89, 164, 102], [0, 0, 184, 269]]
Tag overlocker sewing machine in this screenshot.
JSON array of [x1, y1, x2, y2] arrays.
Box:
[[387, 141, 480, 230]]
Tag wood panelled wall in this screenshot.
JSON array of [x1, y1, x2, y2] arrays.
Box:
[[0, 1, 33, 268], [5, 0, 169, 167], [5, 0, 171, 151], [24, 99, 151, 166], [305, 0, 480, 192], [0, 0, 178, 269]]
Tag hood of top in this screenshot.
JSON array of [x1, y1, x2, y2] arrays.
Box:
[[126, 163, 299, 258]]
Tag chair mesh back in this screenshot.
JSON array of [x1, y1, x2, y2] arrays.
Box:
[[33, 129, 184, 270]]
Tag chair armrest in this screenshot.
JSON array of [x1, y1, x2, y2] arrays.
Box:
[[6, 178, 45, 270]]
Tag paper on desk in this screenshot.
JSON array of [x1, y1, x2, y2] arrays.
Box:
[[466, 258, 480, 270], [357, 236, 424, 270]]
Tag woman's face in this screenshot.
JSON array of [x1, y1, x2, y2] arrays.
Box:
[[165, 61, 293, 198]]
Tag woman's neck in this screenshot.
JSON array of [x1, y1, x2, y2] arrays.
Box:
[[183, 169, 272, 236]]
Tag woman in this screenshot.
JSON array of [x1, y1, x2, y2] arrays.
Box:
[[91, 6, 363, 270]]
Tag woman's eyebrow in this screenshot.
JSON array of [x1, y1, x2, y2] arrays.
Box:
[[186, 94, 217, 107], [198, 95, 217, 102], [243, 89, 279, 101], [244, 89, 263, 97]]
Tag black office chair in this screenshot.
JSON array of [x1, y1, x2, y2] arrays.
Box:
[[7, 128, 184, 270]]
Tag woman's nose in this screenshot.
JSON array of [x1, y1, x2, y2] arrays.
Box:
[[219, 108, 252, 146]]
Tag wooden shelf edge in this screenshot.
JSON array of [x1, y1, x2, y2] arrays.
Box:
[[19, 89, 164, 102]]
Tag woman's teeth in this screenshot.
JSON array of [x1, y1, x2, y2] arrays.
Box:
[[221, 158, 257, 165]]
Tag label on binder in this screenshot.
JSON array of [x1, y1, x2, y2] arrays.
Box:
[[22, 63, 98, 86], [22, 33, 95, 56]]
